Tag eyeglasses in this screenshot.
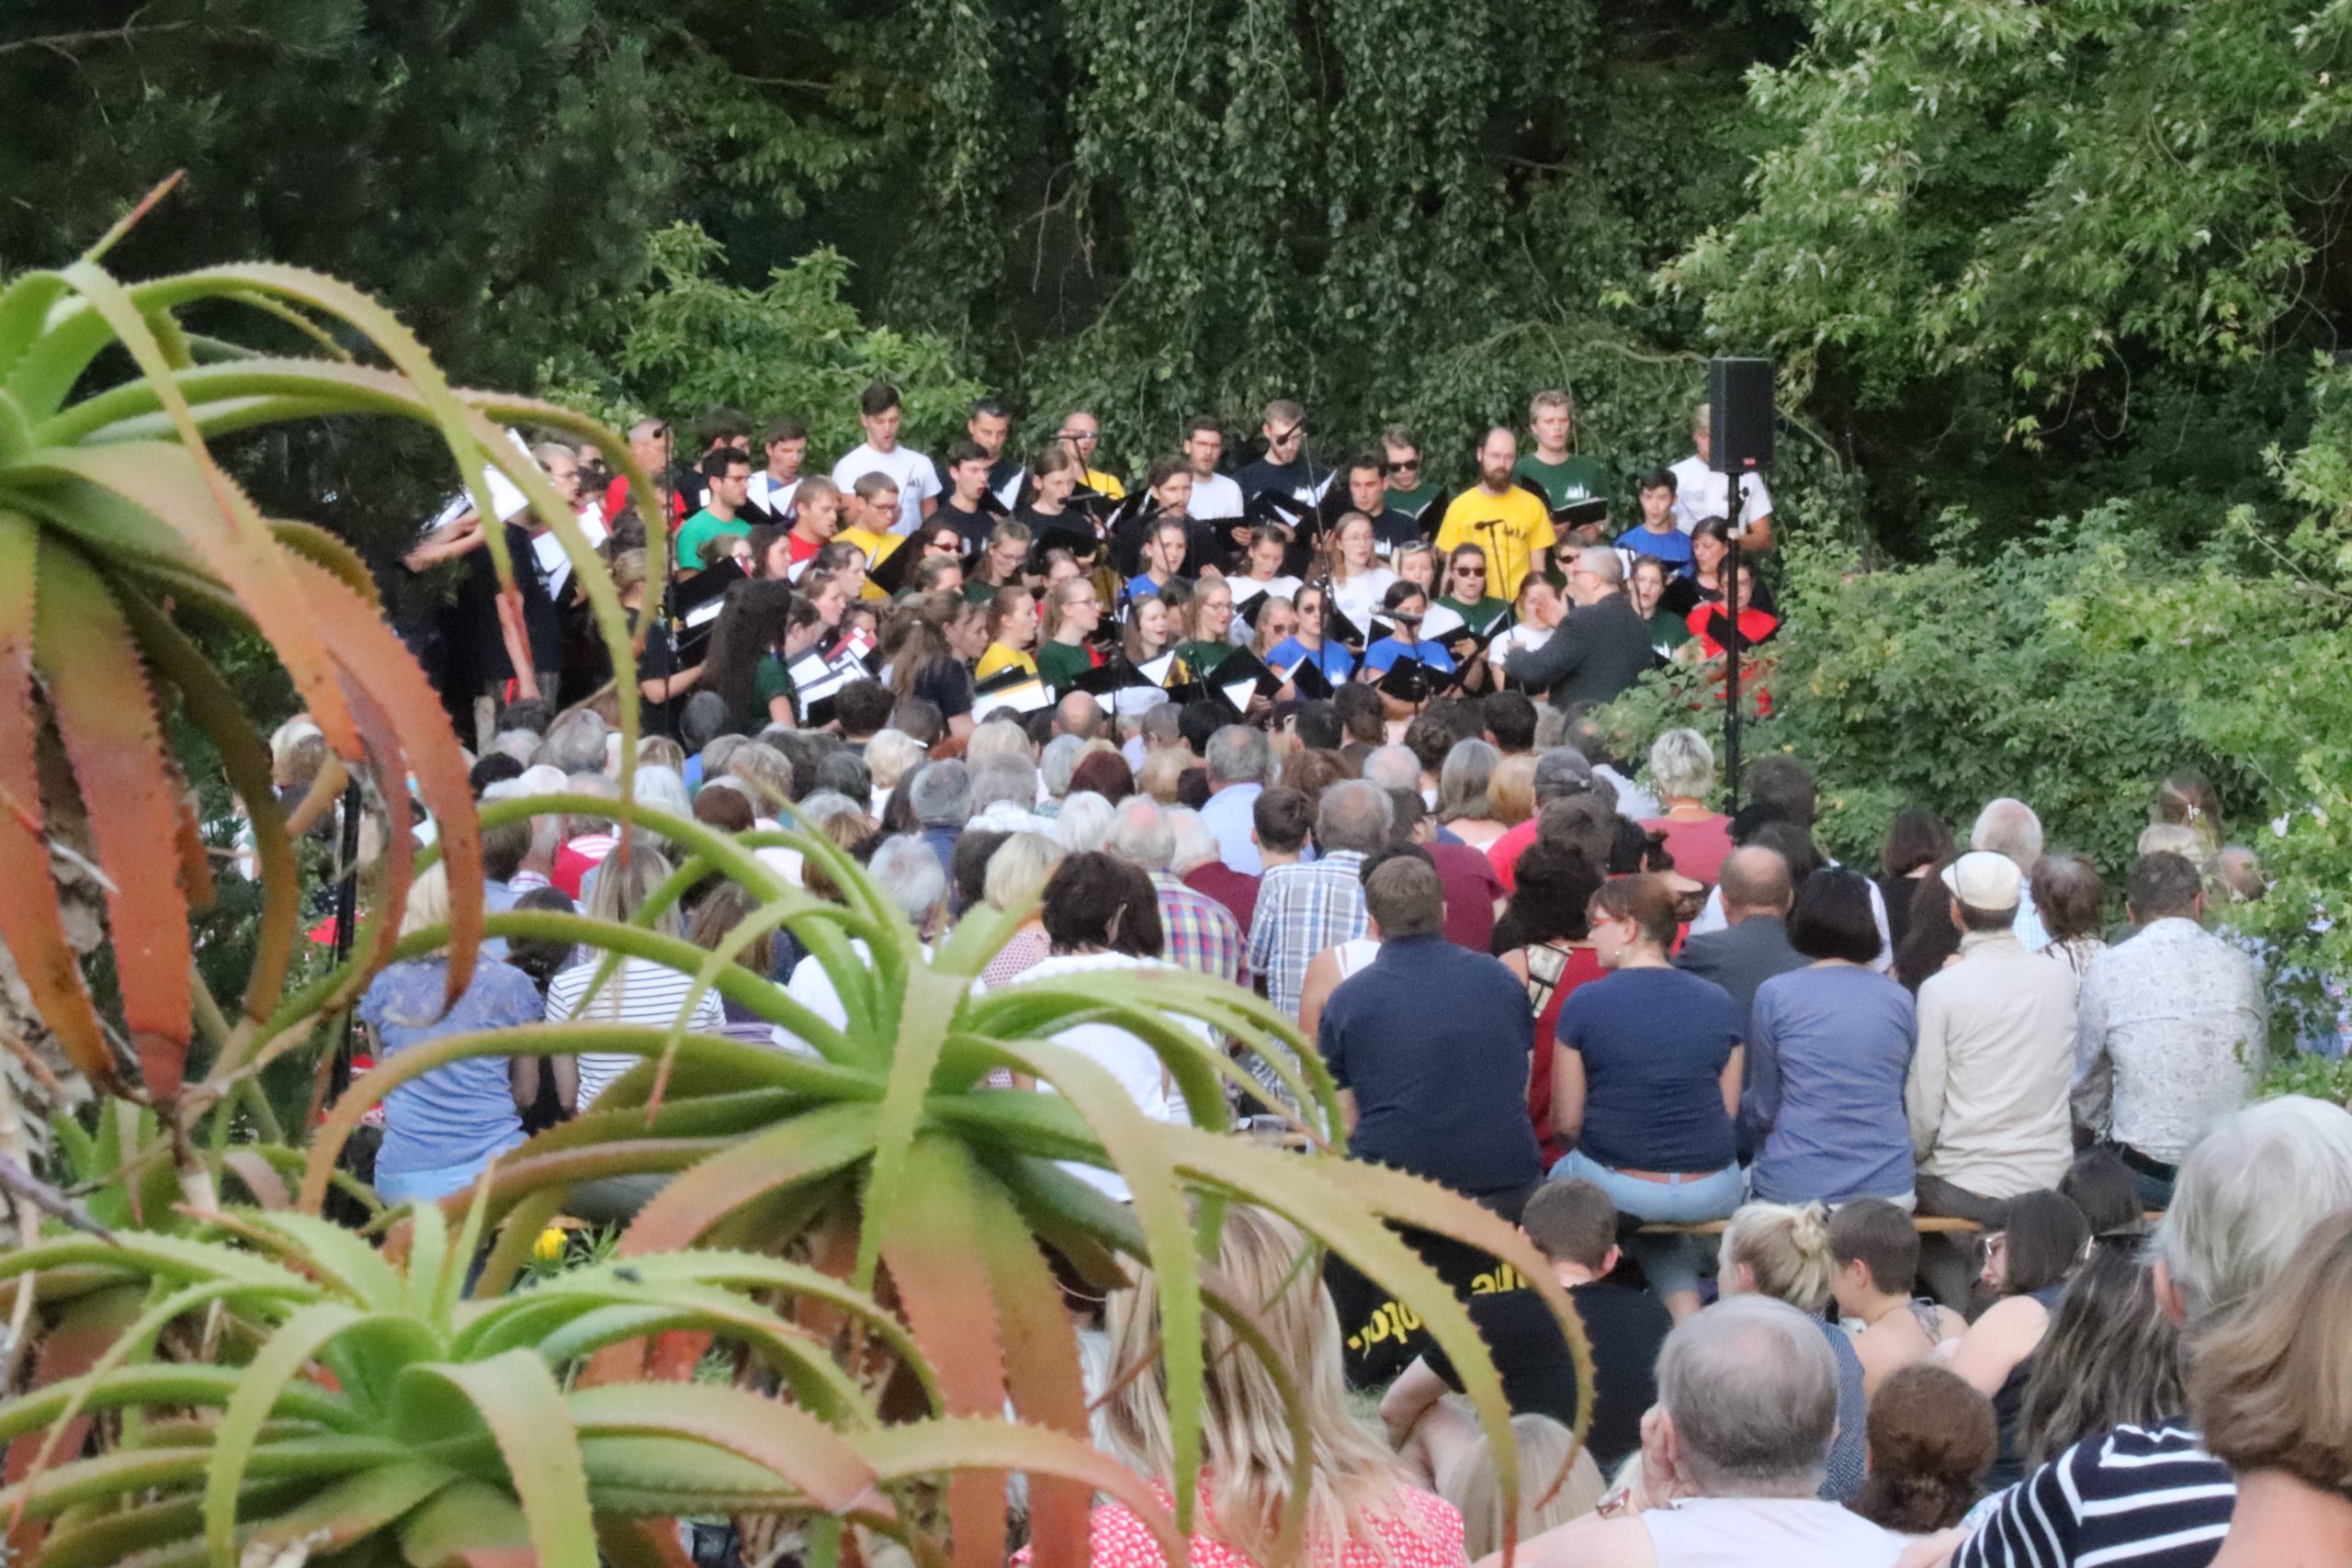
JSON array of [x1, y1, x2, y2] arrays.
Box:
[[1384, 458, 1419, 473]]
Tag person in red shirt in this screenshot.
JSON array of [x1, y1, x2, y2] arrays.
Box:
[[602, 417, 685, 525], [1496, 839, 1607, 1166], [1685, 559, 1778, 659]]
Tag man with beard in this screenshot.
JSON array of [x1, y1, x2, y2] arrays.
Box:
[[1437, 426, 1555, 599]]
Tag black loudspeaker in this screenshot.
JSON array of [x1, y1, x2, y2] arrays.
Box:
[[1707, 356, 1775, 472]]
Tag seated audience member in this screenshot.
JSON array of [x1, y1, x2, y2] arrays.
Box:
[[1945, 1188, 2090, 1488], [2031, 849, 2107, 979], [1053, 790, 1114, 854], [967, 752, 1052, 836], [2188, 1209, 2352, 1568], [1875, 806, 1954, 953], [2017, 1236, 2184, 1472], [1552, 874, 1743, 1321], [1105, 795, 1246, 986], [1828, 1200, 1963, 1397], [1250, 784, 1314, 875], [1674, 845, 1804, 1028], [354, 864, 544, 1204], [1318, 856, 1542, 1205], [1496, 841, 1606, 1167], [1939, 1097, 2352, 1568], [1487, 749, 1600, 892], [948, 828, 1011, 920], [1067, 747, 1136, 806], [1249, 779, 1391, 1022], [1851, 1364, 1996, 1535], [1387, 791, 1503, 953], [1066, 1206, 1473, 1568], [1745, 869, 1917, 1205], [1171, 804, 1256, 933], [1438, 739, 1514, 852], [1500, 1297, 1906, 1568], [2073, 851, 2267, 1212], [682, 881, 782, 1045], [1293, 844, 1397, 1042], [1436, 1416, 1604, 1564], [978, 831, 1063, 988], [1383, 1180, 1672, 1478], [2058, 1146, 2143, 1236], [1715, 1202, 1869, 1506], [1640, 728, 1733, 886], [1199, 723, 1272, 873], [1906, 851, 2079, 1303], [1970, 795, 2051, 948], [546, 849, 725, 1114]]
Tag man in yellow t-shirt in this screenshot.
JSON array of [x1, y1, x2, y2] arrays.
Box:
[[1436, 426, 1555, 600], [835, 473, 910, 602], [1055, 410, 1126, 499]]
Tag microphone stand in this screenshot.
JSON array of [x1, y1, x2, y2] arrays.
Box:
[[1720, 468, 1746, 813]]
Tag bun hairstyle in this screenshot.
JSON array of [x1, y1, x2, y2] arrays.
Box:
[[1853, 1363, 1996, 1533], [1721, 1201, 1837, 1314]]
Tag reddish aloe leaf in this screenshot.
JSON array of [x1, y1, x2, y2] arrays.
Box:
[[287, 557, 481, 1012], [594, 1516, 696, 1568], [0, 513, 118, 1091], [617, 1101, 882, 1258], [967, 1167, 1091, 1567], [31, 542, 190, 1101], [331, 680, 415, 1013], [218, 1151, 289, 1211], [113, 592, 299, 1022], [567, 1382, 878, 1514], [2, 1284, 143, 1562], [878, 1138, 1010, 1568], [172, 788, 213, 913]]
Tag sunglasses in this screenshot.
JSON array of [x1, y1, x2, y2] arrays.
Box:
[[1383, 458, 1419, 472]]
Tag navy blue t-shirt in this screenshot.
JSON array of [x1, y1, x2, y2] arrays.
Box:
[[1557, 966, 1740, 1172]]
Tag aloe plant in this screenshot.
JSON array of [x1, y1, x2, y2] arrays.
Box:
[[0, 1198, 1174, 1568]]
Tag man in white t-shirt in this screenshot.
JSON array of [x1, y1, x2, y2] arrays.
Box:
[[1182, 414, 1245, 522], [829, 381, 940, 536], [1668, 401, 1774, 539], [748, 416, 807, 519]]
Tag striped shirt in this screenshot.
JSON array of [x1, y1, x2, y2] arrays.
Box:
[[545, 957, 725, 1108], [1953, 1421, 2233, 1568]]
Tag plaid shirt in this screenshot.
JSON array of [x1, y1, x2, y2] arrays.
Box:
[[1148, 870, 1248, 988], [1247, 852, 1369, 1021]]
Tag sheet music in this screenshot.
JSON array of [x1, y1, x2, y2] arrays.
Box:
[[683, 597, 726, 630], [1136, 653, 1177, 686], [1220, 677, 1256, 713], [973, 680, 1052, 718]]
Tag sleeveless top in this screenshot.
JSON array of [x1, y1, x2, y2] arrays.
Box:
[[1642, 1497, 1904, 1568], [1988, 1281, 2070, 1488], [1332, 938, 1379, 981], [1816, 1319, 1870, 1505]]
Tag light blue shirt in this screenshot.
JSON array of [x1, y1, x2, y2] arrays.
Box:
[[1363, 636, 1455, 675], [1199, 781, 1264, 874], [356, 957, 538, 1177]]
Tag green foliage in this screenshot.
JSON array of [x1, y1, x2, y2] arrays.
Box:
[[542, 225, 988, 457], [2261, 1048, 2352, 1108]]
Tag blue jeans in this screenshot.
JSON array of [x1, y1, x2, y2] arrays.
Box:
[[1551, 1149, 1745, 1299], [376, 1139, 520, 1207]]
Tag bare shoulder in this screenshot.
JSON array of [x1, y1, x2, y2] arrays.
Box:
[[1476, 1512, 1654, 1568]]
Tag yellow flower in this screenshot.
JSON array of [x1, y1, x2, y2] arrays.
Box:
[[533, 1227, 568, 1263]]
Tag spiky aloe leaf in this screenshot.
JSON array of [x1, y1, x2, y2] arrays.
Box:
[[565, 1383, 874, 1514], [395, 1351, 597, 1568]]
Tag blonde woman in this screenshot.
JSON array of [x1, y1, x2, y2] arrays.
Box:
[[1077, 1205, 1472, 1567], [1718, 1201, 1870, 1505], [1324, 512, 1398, 627], [1437, 739, 1510, 852], [1435, 1416, 1603, 1562], [353, 863, 544, 1204], [864, 728, 927, 818], [543, 846, 723, 1110]]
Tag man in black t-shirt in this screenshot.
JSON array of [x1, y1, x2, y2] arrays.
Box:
[[1234, 397, 1334, 509], [935, 440, 999, 551], [1379, 1179, 1673, 1481]]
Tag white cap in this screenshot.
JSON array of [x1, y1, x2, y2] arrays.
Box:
[[1940, 850, 2022, 914]]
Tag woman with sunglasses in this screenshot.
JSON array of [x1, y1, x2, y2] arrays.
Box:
[[1426, 543, 1510, 642], [1265, 581, 1354, 689]]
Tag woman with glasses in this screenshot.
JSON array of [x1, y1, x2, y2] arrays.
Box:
[[1427, 544, 1510, 639], [1946, 1189, 2092, 1488], [1549, 873, 1745, 1321], [1266, 581, 1354, 687], [964, 518, 1034, 605], [1174, 577, 1238, 676], [1035, 578, 1103, 692]]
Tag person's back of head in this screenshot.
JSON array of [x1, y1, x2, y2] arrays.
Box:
[[1167, 807, 1221, 875], [1531, 746, 1596, 807], [676, 691, 734, 754], [1747, 820, 1822, 887], [1252, 785, 1313, 858], [1039, 733, 1087, 799], [813, 750, 871, 809], [966, 715, 1036, 768], [2031, 851, 2106, 943], [1315, 778, 1393, 857], [1437, 1415, 1602, 1562], [970, 753, 1039, 818], [1176, 700, 1226, 759], [2189, 1209, 2352, 1504], [2157, 1095, 2352, 1329], [2126, 849, 2204, 923], [1106, 795, 1177, 872], [1363, 743, 1422, 796], [496, 696, 554, 738], [2060, 1148, 2143, 1236], [1363, 854, 1444, 939], [1971, 796, 2045, 872], [1333, 682, 1385, 746], [537, 708, 610, 775], [2018, 1239, 2184, 1466], [1996, 1190, 2091, 1298], [1175, 764, 1212, 811], [1828, 1199, 1921, 1302], [869, 834, 948, 930], [1054, 791, 1114, 853], [1722, 1201, 1837, 1314], [1786, 866, 1881, 962], [950, 829, 1011, 913], [1139, 701, 1185, 752], [1482, 691, 1538, 753], [1648, 727, 1718, 805], [908, 758, 973, 827], [1534, 794, 1615, 877], [889, 695, 945, 747], [1718, 845, 1794, 921], [834, 679, 894, 740], [1853, 1363, 1996, 1533], [470, 752, 526, 797], [1521, 1179, 1619, 1273], [1658, 1296, 1840, 1496], [1041, 850, 1163, 957], [1204, 724, 1270, 788], [478, 815, 533, 886], [1292, 700, 1342, 751], [1744, 754, 1817, 828]]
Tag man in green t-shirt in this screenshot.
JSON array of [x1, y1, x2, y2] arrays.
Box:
[[1381, 423, 1442, 522], [673, 449, 754, 571], [1512, 389, 1610, 511]]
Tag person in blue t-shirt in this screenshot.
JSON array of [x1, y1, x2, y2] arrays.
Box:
[[1124, 518, 1193, 604], [1617, 467, 1695, 572], [1361, 581, 1457, 676], [1266, 581, 1358, 687]]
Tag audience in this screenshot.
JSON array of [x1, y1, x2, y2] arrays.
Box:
[[1946, 1188, 2091, 1487], [1640, 728, 1734, 886], [1249, 778, 1390, 1022], [2017, 1235, 2185, 1471], [1674, 844, 1804, 1026], [1851, 1364, 1996, 1535], [1716, 1201, 1870, 1505], [1828, 1199, 1962, 1397]]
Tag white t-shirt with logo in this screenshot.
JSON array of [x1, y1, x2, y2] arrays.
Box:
[[831, 443, 942, 536], [1668, 456, 1772, 535], [1186, 471, 1246, 522]]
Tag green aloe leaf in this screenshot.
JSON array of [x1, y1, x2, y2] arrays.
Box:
[[566, 1382, 876, 1513], [396, 1476, 531, 1568], [394, 1349, 598, 1568], [617, 1100, 880, 1256]]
